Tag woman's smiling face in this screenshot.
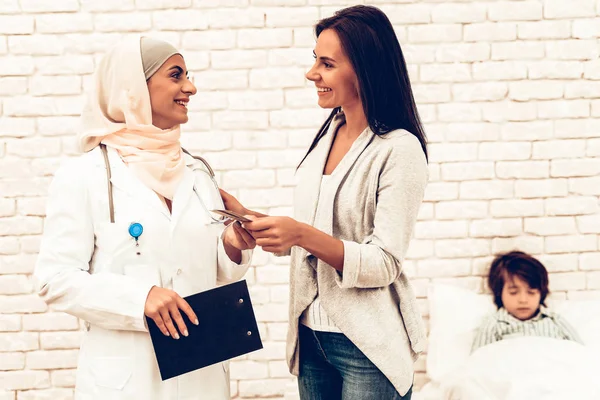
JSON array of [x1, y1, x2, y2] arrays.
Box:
[[305, 29, 361, 110], [147, 54, 197, 130]]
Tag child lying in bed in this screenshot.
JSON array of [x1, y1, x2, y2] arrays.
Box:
[[471, 251, 582, 352]]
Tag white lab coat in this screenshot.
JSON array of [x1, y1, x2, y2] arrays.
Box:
[[34, 146, 252, 400]]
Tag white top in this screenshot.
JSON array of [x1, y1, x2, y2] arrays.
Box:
[[300, 295, 342, 333], [300, 175, 342, 333]]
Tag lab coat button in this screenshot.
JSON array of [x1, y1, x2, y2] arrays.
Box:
[[176, 268, 182, 275]]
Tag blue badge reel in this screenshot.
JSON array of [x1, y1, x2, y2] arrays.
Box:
[[129, 222, 143, 255], [129, 222, 143, 240]]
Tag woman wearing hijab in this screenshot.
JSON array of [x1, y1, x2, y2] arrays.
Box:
[[34, 36, 254, 399]]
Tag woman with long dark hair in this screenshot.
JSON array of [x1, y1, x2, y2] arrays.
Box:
[[222, 5, 428, 399]]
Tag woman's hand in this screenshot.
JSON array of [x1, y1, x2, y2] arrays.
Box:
[[144, 286, 198, 339], [243, 216, 303, 253]]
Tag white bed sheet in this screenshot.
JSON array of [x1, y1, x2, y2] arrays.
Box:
[[436, 336, 600, 400]]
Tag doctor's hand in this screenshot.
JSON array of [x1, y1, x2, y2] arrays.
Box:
[[223, 219, 257, 252], [242, 216, 302, 253], [220, 189, 268, 219], [144, 286, 198, 339], [219, 189, 247, 216]]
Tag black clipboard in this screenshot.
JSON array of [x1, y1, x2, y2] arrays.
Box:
[[146, 280, 263, 380]]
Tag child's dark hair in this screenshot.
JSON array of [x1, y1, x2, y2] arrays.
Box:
[[488, 251, 549, 309]]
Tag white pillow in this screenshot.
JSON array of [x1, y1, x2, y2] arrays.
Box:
[[426, 283, 600, 382], [552, 300, 600, 351], [426, 283, 494, 382]]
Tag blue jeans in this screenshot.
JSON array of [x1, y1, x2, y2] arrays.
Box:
[[298, 324, 412, 400]]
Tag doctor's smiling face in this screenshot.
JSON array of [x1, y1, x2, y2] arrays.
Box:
[[147, 54, 197, 130]]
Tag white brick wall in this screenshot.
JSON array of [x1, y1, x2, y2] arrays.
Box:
[[0, 0, 599, 398]]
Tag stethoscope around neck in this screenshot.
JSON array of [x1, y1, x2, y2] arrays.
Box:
[[100, 144, 226, 224]]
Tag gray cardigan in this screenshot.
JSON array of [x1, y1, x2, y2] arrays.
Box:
[[285, 112, 428, 396]]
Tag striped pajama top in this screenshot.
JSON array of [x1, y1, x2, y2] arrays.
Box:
[[471, 307, 583, 352]]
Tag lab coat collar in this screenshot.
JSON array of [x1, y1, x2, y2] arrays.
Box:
[[101, 146, 214, 229]]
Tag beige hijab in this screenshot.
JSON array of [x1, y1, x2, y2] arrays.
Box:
[[78, 36, 185, 200]]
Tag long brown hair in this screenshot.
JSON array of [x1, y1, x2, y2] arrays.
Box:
[[298, 5, 427, 168]]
